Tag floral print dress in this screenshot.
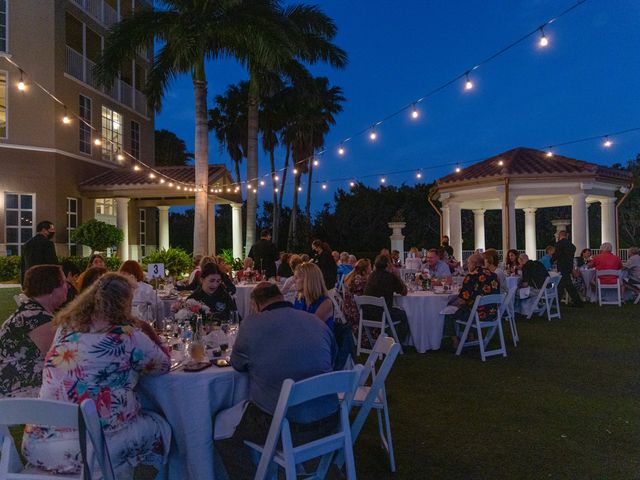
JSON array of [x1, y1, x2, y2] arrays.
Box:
[[0, 299, 53, 397], [342, 274, 368, 336], [22, 325, 171, 474]]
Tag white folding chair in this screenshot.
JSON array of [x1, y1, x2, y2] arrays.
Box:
[[596, 269, 623, 306], [246, 366, 364, 480], [499, 287, 519, 346], [525, 276, 561, 321], [132, 301, 155, 324], [327, 288, 346, 325], [354, 296, 404, 356], [0, 398, 115, 480], [335, 334, 401, 473], [455, 293, 507, 361]]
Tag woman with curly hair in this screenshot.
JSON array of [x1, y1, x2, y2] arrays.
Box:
[[503, 249, 520, 275], [22, 273, 171, 478]]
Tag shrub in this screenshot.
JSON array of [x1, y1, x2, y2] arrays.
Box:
[[58, 256, 122, 272], [141, 248, 192, 278], [0, 256, 21, 282], [71, 219, 124, 254], [220, 248, 244, 271]]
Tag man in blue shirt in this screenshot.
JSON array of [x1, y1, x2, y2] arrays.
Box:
[[216, 282, 337, 479], [540, 245, 555, 271], [425, 248, 452, 279]]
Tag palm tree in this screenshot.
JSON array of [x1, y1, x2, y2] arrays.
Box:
[[95, 0, 283, 256], [209, 82, 249, 185], [234, 2, 347, 253]]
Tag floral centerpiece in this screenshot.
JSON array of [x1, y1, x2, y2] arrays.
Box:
[[171, 298, 211, 323]]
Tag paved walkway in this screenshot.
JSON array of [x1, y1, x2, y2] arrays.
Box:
[[0, 284, 20, 289]]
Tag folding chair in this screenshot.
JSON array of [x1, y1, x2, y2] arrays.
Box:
[[246, 366, 364, 480], [525, 276, 561, 321], [455, 293, 507, 361], [0, 398, 115, 480], [499, 287, 519, 346], [354, 296, 404, 356], [133, 301, 155, 324], [596, 269, 623, 306], [335, 335, 401, 472], [327, 288, 346, 325]]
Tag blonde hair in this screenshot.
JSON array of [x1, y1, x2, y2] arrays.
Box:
[[54, 272, 136, 332], [288, 254, 303, 271], [200, 256, 216, 270], [295, 262, 328, 306]]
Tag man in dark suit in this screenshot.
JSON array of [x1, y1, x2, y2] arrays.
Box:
[[21, 220, 58, 285], [248, 229, 278, 279], [555, 230, 583, 307]]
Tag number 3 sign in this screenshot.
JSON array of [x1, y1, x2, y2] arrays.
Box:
[[147, 263, 165, 279]]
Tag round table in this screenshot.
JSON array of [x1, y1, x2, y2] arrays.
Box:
[[394, 291, 458, 352]]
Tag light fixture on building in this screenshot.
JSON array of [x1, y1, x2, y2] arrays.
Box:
[[94, 138, 102, 146], [17, 70, 26, 92]]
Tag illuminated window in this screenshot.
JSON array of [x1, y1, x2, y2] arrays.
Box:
[[139, 209, 146, 257], [101, 106, 122, 161], [0, 70, 6, 138], [67, 197, 78, 255], [95, 198, 115, 216]]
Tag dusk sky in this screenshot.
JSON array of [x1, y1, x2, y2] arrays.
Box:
[[156, 0, 640, 212]]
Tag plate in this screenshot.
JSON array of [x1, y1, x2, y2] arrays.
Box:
[[183, 360, 213, 372]]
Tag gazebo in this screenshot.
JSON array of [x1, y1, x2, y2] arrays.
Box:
[[430, 147, 634, 260]]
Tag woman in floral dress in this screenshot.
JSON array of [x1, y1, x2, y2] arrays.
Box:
[[22, 273, 171, 478], [0, 265, 67, 397], [341, 258, 372, 336]]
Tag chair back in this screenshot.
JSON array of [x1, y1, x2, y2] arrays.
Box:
[[354, 296, 402, 355], [596, 269, 622, 306], [132, 301, 154, 323], [327, 288, 346, 324], [498, 287, 517, 318], [455, 293, 507, 361]]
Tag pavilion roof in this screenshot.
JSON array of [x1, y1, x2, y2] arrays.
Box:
[[436, 147, 633, 187]]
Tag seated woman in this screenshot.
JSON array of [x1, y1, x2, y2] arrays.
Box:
[[0, 265, 68, 397], [22, 273, 171, 477], [443, 253, 500, 349], [79, 266, 108, 292], [293, 262, 334, 330], [236, 257, 259, 283], [341, 258, 372, 336], [176, 254, 203, 291], [188, 263, 236, 322], [276, 252, 293, 278], [577, 248, 592, 268], [404, 247, 423, 270], [75, 253, 107, 289], [119, 260, 160, 323], [280, 254, 304, 302], [483, 249, 508, 294], [503, 249, 520, 275]]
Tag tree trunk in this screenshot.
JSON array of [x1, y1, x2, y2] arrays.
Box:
[[234, 160, 242, 185], [192, 58, 209, 256], [245, 73, 259, 254], [279, 144, 290, 210], [288, 173, 300, 251], [305, 158, 313, 225], [269, 143, 279, 247]]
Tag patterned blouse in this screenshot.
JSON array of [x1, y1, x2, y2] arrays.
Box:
[[342, 274, 368, 333], [457, 267, 500, 321], [0, 299, 53, 397], [37, 325, 170, 431]]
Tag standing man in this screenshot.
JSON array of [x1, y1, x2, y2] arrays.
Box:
[[555, 230, 583, 307], [441, 235, 454, 257], [20, 221, 58, 285], [247, 229, 278, 279]]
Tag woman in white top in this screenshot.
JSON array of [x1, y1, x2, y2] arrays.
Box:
[[280, 254, 304, 303], [483, 249, 509, 294], [119, 260, 160, 322]]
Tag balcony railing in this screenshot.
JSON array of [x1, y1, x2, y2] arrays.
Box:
[[72, 0, 120, 29], [119, 80, 133, 108], [65, 45, 84, 82], [135, 90, 147, 116]]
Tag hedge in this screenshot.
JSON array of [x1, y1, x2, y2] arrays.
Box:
[[0, 255, 123, 282]]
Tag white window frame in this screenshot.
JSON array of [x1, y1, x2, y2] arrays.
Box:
[[4, 192, 35, 256], [101, 105, 122, 161], [130, 120, 140, 159], [79, 95, 92, 155], [0, 69, 7, 139], [0, 0, 8, 54], [139, 208, 146, 257], [67, 197, 78, 256]]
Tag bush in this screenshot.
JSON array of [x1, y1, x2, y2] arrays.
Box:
[[71, 219, 124, 253], [58, 256, 122, 272], [141, 248, 192, 278], [220, 248, 244, 271], [0, 256, 21, 282]]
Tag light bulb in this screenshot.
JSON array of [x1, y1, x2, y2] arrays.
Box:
[[260, 180, 265, 186], [149, 173, 155, 179], [168, 182, 173, 187], [274, 188, 279, 193], [313, 159, 319, 166], [17, 81, 25, 91], [160, 178, 165, 183], [226, 188, 231, 192], [411, 106, 419, 119], [322, 184, 327, 190], [416, 172, 422, 179], [381, 177, 386, 184], [455, 167, 462, 173], [133, 165, 141, 171], [62, 115, 71, 124], [498, 160, 504, 166], [116, 153, 125, 161], [247, 184, 252, 189], [539, 28, 549, 47], [94, 138, 102, 146], [298, 186, 302, 192], [349, 181, 355, 187], [293, 168, 298, 175], [464, 73, 473, 91], [177, 186, 181, 190], [338, 146, 345, 156], [252, 189, 257, 193], [369, 130, 377, 141], [603, 137, 613, 148], [546, 151, 553, 157], [274, 175, 279, 181]]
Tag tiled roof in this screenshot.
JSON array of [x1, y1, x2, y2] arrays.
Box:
[[80, 165, 228, 187], [437, 147, 632, 186]]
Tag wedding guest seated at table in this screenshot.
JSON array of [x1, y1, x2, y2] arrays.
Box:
[[75, 253, 106, 290], [443, 253, 500, 349], [312, 239, 338, 289], [236, 256, 259, 283], [423, 248, 453, 283], [623, 247, 640, 289], [196, 255, 237, 295], [540, 245, 555, 271], [61, 260, 80, 306], [293, 262, 335, 330], [342, 258, 372, 336], [281, 255, 304, 302], [216, 282, 337, 480], [188, 263, 236, 322], [391, 250, 402, 267], [176, 254, 203, 291], [22, 272, 171, 478], [576, 248, 592, 268], [590, 242, 623, 285], [79, 265, 107, 292], [119, 260, 160, 322], [363, 254, 409, 342], [404, 246, 423, 270], [337, 251, 353, 277], [332, 250, 340, 264], [349, 254, 357, 268], [276, 252, 293, 278], [483, 249, 508, 294], [0, 265, 67, 397], [519, 253, 549, 290], [502, 249, 520, 275]]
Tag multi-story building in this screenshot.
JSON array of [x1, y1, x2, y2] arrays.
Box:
[[0, 0, 241, 260]]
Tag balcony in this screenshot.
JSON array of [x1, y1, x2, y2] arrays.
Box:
[[71, 0, 121, 30]]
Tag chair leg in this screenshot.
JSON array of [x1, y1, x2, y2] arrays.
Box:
[[497, 321, 507, 357], [382, 400, 396, 472], [455, 318, 473, 356], [477, 323, 486, 362], [356, 319, 364, 357]]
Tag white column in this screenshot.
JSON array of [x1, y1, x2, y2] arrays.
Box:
[[501, 196, 516, 255], [585, 203, 590, 249], [441, 205, 450, 238], [232, 204, 243, 259], [157, 206, 170, 251], [571, 193, 587, 253], [115, 197, 130, 261], [207, 202, 216, 255], [472, 209, 486, 252], [449, 202, 462, 261], [523, 208, 537, 260], [600, 197, 616, 252]]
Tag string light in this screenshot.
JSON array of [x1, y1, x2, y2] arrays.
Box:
[[149, 173, 155, 179], [380, 177, 386, 184], [168, 182, 173, 187], [160, 178, 165, 184], [116, 153, 125, 161], [546, 150, 554, 157], [252, 188, 257, 193], [416, 171, 422, 179], [349, 181, 356, 188], [274, 175, 279, 181], [259, 180, 265, 186], [464, 72, 474, 91], [603, 136, 613, 148], [177, 186, 181, 190], [411, 104, 419, 119], [62, 107, 71, 124], [539, 27, 549, 47], [93, 138, 102, 146], [369, 129, 377, 141], [455, 166, 462, 173], [133, 165, 141, 171], [274, 188, 279, 193], [313, 159, 319, 167], [338, 145, 345, 156], [17, 70, 25, 92], [322, 184, 327, 190], [298, 186, 303, 192], [293, 168, 298, 175], [497, 160, 504, 166]]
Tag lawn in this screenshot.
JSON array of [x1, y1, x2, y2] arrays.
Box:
[[2, 287, 639, 479]]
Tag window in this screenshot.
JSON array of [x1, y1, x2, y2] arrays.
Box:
[[101, 106, 122, 161], [0, 70, 6, 138], [0, 0, 7, 53], [139, 208, 146, 257], [95, 198, 115, 216], [79, 95, 92, 154], [5, 193, 34, 256], [67, 197, 78, 255], [130, 120, 140, 159]]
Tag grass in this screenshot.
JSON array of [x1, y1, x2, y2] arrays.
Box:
[[2, 287, 639, 479]]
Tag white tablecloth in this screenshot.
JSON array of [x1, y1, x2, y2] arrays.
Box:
[[394, 291, 457, 353], [235, 284, 255, 319], [138, 366, 249, 480]]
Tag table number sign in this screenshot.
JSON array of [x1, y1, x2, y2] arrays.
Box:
[[147, 263, 165, 279]]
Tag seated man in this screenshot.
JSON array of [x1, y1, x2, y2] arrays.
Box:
[[623, 246, 640, 289], [519, 253, 549, 290], [363, 254, 409, 342], [423, 248, 453, 284], [590, 242, 623, 284], [540, 245, 555, 271], [216, 282, 337, 480]]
